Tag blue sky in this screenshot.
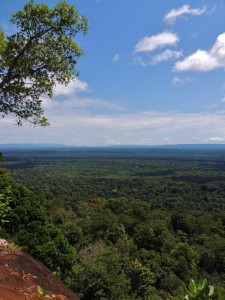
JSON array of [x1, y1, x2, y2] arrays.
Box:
[[1, 0, 225, 146]]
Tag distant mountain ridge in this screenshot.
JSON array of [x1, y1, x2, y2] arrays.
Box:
[[0, 143, 67, 150], [1, 143, 225, 151]]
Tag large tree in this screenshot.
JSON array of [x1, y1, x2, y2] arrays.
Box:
[[0, 0, 88, 126]]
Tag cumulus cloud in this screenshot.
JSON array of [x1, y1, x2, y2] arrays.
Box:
[[53, 77, 89, 96], [164, 4, 207, 24], [174, 33, 225, 72], [42, 78, 90, 109], [174, 50, 218, 72], [42, 77, 122, 114], [151, 49, 183, 64], [134, 32, 179, 53]]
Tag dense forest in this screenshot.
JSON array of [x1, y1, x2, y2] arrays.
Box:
[[1, 147, 225, 299]]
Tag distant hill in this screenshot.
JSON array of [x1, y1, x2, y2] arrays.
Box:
[[152, 144, 225, 150], [1, 143, 225, 151], [0, 143, 68, 150]]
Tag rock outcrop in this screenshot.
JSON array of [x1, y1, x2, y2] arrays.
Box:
[[0, 239, 80, 300]]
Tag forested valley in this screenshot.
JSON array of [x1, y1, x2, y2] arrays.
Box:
[[1, 147, 225, 299]]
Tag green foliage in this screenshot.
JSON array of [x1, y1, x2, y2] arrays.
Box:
[[17, 222, 77, 277], [2, 149, 225, 299], [130, 258, 161, 298], [73, 240, 134, 300], [170, 243, 196, 282], [0, 171, 76, 280], [0, 153, 4, 162], [0, 0, 88, 125], [184, 279, 225, 300], [37, 286, 51, 298], [0, 185, 12, 226], [184, 279, 214, 300]]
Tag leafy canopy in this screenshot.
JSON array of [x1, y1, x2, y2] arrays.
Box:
[[0, 186, 12, 227], [0, 0, 88, 126]]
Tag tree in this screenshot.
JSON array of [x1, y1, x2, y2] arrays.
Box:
[[73, 241, 133, 300], [0, 0, 88, 126], [0, 186, 12, 227]]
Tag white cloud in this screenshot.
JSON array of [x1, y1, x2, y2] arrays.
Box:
[[41, 78, 90, 109], [174, 50, 218, 72], [174, 33, 225, 72], [2, 109, 225, 146], [42, 95, 123, 116], [172, 76, 194, 86], [164, 4, 207, 24], [134, 32, 179, 53], [221, 97, 225, 103], [206, 103, 217, 110], [172, 77, 184, 86], [133, 56, 147, 67], [151, 49, 183, 64], [208, 137, 225, 142], [113, 54, 120, 62], [53, 78, 89, 97]]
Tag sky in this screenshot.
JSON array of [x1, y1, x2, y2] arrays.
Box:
[[1, 0, 225, 146]]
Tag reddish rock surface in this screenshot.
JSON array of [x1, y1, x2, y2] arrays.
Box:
[[0, 240, 80, 300]]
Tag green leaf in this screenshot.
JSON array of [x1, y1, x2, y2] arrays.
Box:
[[188, 279, 197, 295], [208, 285, 214, 297], [37, 286, 51, 298], [198, 278, 207, 290], [37, 286, 44, 295]]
